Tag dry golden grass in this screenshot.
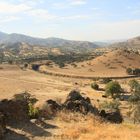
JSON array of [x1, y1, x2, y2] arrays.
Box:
[[52, 111, 140, 140]]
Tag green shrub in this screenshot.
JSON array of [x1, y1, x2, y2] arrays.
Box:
[[13, 92, 39, 119], [99, 99, 121, 112], [91, 82, 99, 90], [128, 84, 140, 123], [28, 103, 39, 119], [129, 80, 139, 92], [105, 81, 122, 99], [100, 78, 112, 84], [126, 68, 133, 75]]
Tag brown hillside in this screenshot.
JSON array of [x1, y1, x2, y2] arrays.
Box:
[[40, 49, 140, 78]]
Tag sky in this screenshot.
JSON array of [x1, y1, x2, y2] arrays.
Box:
[[0, 0, 140, 41]]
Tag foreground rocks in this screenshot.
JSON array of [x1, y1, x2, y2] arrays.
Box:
[[0, 99, 29, 125], [0, 90, 123, 140], [63, 90, 98, 114], [0, 112, 6, 139], [44, 90, 123, 123]]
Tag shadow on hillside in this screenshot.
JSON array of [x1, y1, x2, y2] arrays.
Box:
[[121, 94, 131, 101], [41, 122, 58, 129], [98, 88, 105, 91], [9, 121, 52, 137], [5, 129, 29, 140]]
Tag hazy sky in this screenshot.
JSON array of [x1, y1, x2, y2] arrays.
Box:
[[0, 0, 140, 41]]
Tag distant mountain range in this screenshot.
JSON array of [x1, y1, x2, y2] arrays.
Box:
[[0, 31, 140, 53], [108, 36, 140, 49], [0, 31, 99, 53]]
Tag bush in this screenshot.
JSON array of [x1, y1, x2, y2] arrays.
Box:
[[24, 63, 28, 68], [101, 78, 112, 84], [128, 84, 140, 123], [105, 81, 122, 99], [99, 99, 121, 112], [126, 68, 133, 75], [32, 64, 40, 71], [129, 80, 139, 92], [91, 82, 99, 90], [133, 68, 140, 75], [13, 92, 39, 119], [28, 103, 39, 119], [126, 68, 140, 76]]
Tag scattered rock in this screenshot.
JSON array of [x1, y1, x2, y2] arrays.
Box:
[[100, 110, 123, 123]]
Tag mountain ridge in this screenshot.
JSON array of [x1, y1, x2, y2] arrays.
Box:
[[0, 32, 99, 52]]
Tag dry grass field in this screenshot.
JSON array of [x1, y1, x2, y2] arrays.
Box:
[[0, 64, 140, 140], [5, 111, 140, 140]]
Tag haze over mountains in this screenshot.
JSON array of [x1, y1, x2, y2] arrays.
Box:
[[108, 36, 140, 49]]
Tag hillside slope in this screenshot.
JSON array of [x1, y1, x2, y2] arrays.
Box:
[[40, 49, 140, 77]]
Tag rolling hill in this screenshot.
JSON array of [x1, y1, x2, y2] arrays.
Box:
[[40, 48, 140, 78]]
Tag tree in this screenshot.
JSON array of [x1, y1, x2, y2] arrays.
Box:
[[105, 81, 122, 99], [133, 68, 140, 75], [91, 82, 99, 90], [128, 80, 139, 92], [126, 68, 133, 75], [32, 64, 40, 71], [24, 63, 28, 68], [128, 85, 140, 123]]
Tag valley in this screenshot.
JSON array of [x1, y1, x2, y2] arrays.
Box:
[[0, 33, 140, 140]]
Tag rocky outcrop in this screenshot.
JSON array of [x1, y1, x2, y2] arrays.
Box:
[[43, 90, 98, 115], [46, 99, 61, 112], [0, 112, 6, 139], [0, 99, 29, 125], [63, 90, 97, 114], [100, 110, 123, 123]]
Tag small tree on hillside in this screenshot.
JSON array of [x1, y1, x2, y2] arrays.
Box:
[[126, 68, 133, 75], [128, 80, 139, 92], [105, 81, 122, 99], [128, 85, 140, 123]]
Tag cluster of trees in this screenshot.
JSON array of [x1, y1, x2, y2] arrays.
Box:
[[93, 78, 140, 124], [91, 80, 122, 99], [128, 80, 140, 123], [126, 68, 140, 76]]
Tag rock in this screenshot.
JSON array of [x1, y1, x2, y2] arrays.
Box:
[[0, 99, 29, 125], [40, 99, 61, 118], [65, 90, 84, 102], [99, 110, 123, 123], [46, 99, 61, 111], [63, 90, 98, 114], [106, 111, 123, 123], [0, 112, 6, 139]]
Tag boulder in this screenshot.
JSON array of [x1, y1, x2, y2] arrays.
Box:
[[63, 90, 98, 114], [0, 99, 29, 125], [99, 110, 123, 123], [46, 99, 61, 111], [0, 112, 6, 139]]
